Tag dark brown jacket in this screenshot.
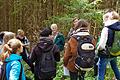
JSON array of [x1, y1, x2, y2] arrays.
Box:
[[64, 32, 96, 72]]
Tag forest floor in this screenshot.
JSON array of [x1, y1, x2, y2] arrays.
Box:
[[23, 53, 120, 80]]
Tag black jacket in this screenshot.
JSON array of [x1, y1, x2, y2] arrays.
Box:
[[30, 37, 60, 77]]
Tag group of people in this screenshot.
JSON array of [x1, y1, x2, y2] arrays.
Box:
[[0, 9, 120, 80], [63, 10, 120, 80], [0, 24, 65, 80]]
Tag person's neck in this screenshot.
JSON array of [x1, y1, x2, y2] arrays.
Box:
[[53, 32, 58, 36]]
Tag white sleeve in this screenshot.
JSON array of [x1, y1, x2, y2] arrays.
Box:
[[97, 27, 108, 50]]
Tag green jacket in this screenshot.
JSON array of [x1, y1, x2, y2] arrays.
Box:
[[54, 33, 65, 51]]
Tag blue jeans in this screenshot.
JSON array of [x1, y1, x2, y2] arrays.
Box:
[[97, 57, 120, 80]]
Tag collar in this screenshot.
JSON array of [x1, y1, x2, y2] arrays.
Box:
[[73, 32, 90, 36], [104, 20, 119, 26]]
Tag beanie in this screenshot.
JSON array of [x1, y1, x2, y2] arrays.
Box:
[[40, 27, 52, 37]]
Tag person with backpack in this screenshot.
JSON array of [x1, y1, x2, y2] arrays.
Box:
[[0, 32, 16, 79], [64, 19, 96, 80], [97, 11, 120, 80], [30, 27, 60, 80], [62, 17, 79, 79], [51, 24, 65, 52], [1, 39, 26, 80], [16, 29, 34, 73]]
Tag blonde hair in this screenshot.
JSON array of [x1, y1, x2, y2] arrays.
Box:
[[3, 32, 15, 44], [111, 11, 120, 20], [7, 39, 22, 53], [51, 24, 58, 30], [17, 29, 24, 35], [0, 39, 22, 61], [103, 11, 120, 22]]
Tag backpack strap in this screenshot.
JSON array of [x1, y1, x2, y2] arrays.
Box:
[[19, 61, 23, 80], [0, 60, 23, 80], [72, 35, 89, 43], [1, 61, 7, 80], [72, 35, 80, 42]]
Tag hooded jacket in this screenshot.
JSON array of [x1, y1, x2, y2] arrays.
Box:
[[30, 37, 60, 78], [5, 54, 26, 80], [97, 20, 120, 58]]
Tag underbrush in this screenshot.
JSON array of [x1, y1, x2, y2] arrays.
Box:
[[23, 56, 120, 80]]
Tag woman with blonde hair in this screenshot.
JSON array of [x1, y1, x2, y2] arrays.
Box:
[[16, 29, 34, 73], [51, 24, 65, 52], [2, 39, 26, 80], [97, 10, 120, 80]]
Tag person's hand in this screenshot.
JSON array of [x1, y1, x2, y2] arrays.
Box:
[[95, 50, 98, 54], [0, 61, 3, 65], [49, 35, 54, 40], [64, 43, 68, 48]]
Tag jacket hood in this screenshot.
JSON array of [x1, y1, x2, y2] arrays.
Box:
[[37, 37, 54, 51], [5, 54, 22, 62], [105, 20, 119, 26]]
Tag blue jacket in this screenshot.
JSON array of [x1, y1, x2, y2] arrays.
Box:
[[108, 21, 120, 31], [5, 54, 26, 80]]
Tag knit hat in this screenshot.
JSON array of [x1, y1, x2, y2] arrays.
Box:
[[40, 27, 52, 37]]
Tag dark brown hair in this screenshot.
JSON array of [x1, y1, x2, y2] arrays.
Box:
[[75, 19, 89, 30]]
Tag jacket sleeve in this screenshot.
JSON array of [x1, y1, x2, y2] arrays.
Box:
[[59, 35, 65, 51], [92, 37, 96, 47], [30, 46, 37, 63], [53, 45, 60, 62], [55, 34, 65, 51], [63, 37, 77, 67], [9, 61, 21, 80], [97, 27, 108, 50]]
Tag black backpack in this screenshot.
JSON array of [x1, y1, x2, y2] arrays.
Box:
[[39, 45, 56, 79], [73, 35, 95, 71], [0, 61, 22, 80]]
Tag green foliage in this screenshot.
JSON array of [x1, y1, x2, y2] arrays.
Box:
[[22, 61, 34, 80], [43, 14, 73, 36], [21, 0, 120, 80], [23, 54, 120, 80], [43, 0, 103, 37]]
